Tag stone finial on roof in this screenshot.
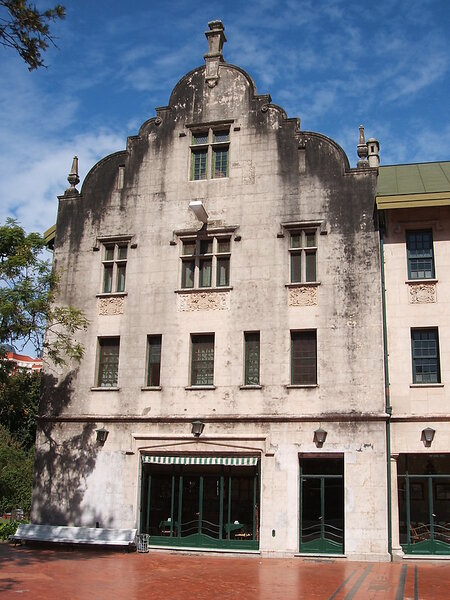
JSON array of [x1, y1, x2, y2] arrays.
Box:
[[204, 20, 226, 88], [357, 125, 369, 169], [65, 156, 80, 195]]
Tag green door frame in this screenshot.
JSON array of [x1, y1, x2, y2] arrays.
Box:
[[400, 472, 450, 555], [299, 463, 344, 554]]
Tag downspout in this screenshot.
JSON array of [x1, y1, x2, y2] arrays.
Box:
[[379, 213, 393, 559]]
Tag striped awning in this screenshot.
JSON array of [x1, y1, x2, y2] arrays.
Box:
[[141, 455, 258, 466]]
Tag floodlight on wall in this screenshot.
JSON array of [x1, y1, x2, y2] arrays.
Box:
[[191, 420, 205, 437], [313, 428, 327, 448], [421, 427, 435, 448], [96, 427, 109, 445], [189, 200, 209, 223]]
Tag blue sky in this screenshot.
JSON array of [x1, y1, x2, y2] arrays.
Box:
[[1, 0, 450, 236]]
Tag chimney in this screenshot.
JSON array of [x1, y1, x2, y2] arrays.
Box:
[[367, 138, 380, 168]]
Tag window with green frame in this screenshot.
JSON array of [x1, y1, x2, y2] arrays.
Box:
[[291, 330, 317, 385], [102, 242, 128, 293], [244, 332, 260, 385], [191, 334, 214, 386], [180, 236, 230, 289], [190, 128, 229, 180], [406, 230, 435, 280], [97, 337, 120, 387], [147, 335, 162, 387], [411, 328, 440, 384], [289, 230, 317, 283]]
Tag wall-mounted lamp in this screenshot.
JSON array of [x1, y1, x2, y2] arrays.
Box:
[[96, 427, 109, 445], [189, 200, 209, 224], [313, 428, 327, 448], [421, 427, 435, 448], [191, 420, 205, 437]]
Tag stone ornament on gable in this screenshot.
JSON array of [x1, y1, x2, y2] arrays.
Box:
[[408, 281, 436, 304], [98, 296, 125, 315]]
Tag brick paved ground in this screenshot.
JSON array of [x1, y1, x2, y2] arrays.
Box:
[[1, 544, 449, 599]]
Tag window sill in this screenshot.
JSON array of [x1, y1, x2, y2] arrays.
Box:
[[285, 384, 319, 389], [141, 386, 162, 391], [240, 385, 262, 390], [285, 282, 320, 288], [185, 385, 216, 390], [175, 287, 233, 294], [96, 292, 128, 298], [91, 387, 120, 392], [405, 279, 438, 284], [410, 383, 444, 388]]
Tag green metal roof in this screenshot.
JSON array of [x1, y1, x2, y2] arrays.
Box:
[[378, 162, 450, 196]]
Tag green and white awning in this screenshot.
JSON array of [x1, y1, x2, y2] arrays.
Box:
[[141, 455, 258, 466]]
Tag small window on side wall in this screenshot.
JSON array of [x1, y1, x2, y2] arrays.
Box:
[[244, 332, 260, 385], [97, 337, 120, 387], [147, 335, 162, 387], [291, 330, 317, 385], [102, 243, 128, 293], [406, 230, 435, 280], [411, 328, 440, 384]]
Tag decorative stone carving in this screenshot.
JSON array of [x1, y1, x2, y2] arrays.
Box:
[[98, 296, 125, 315], [408, 282, 436, 304], [242, 161, 255, 184], [288, 286, 317, 306], [178, 291, 230, 311]]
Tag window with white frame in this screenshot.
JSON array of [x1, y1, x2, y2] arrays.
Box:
[[102, 242, 128, 293], [97, 337, 120, 387], [289, 229, 317, 283], [180, 236, 231, 289], [190, 128, 230, 180]]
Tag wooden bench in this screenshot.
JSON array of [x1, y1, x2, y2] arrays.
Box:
[[11, 524, 137, 548]]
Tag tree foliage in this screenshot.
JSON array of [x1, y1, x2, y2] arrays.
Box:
[[0, 0, 65, 70], [0, 369, 40, 450], [0, 218, 88, 366], [0, 424, 34, 513]]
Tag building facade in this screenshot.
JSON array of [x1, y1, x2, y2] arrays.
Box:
[[32, 21, 390, 560], [377, 162, 450, 557]]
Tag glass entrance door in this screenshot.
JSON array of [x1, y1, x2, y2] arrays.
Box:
[[140, 458, 259, 550], [398, 454, 450, 555], [299, 457, 344, 554]]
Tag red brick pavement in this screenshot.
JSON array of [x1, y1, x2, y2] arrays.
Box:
[[0, 543, 449, 599]]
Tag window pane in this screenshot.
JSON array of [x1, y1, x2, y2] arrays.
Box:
[[104, 246, 114, 261], [98, 338, 119, 387], [200, 239, 213, 255], [290, 234, 301, 249], [216, 257, 230, 287], [103, 265, 113, 293], [212, 147, 228, 178], [147, 335, 162, 386], [116, 264, 126, 292], [245, 332, 260, 385], [117, 245, 127, 260], [181, 260, 195, 288], [182, 241, 196, 256], [407, 230, 434, 279], [191, 149, 207, 180], [291, 253, 301, 283], [193, 132, 208, 145], [305, 251, 316, 282], [411, 329, 440, 383], [305, 232, 316, 247], [214, 130, 229, 142], [217, 238, 230, 253], [199, 259, 212, 287], [191, 334, 214, 386], [291, 331, 317, 385]]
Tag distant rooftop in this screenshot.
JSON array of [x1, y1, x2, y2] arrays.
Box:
[[377, 161, 450, 210]]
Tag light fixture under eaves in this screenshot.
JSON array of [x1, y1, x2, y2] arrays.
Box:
[[189, 200, 209, 223]]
